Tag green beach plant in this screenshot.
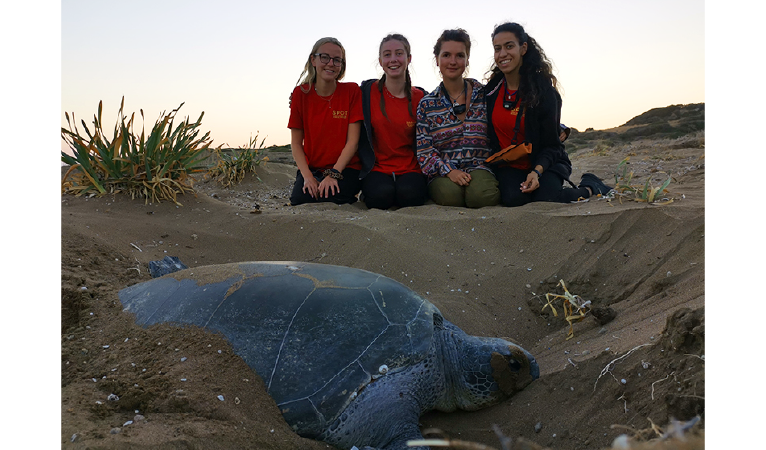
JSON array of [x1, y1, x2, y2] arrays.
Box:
[[613, 157, 634, 188], [612, 157, 673, 205], [61, 97, 215, 205], [207, 133, 269, 188]]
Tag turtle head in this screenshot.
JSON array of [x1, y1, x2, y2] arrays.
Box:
[[440, 320, 539, 411]]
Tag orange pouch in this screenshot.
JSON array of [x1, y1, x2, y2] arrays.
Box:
[[485, 142, 532, 165]]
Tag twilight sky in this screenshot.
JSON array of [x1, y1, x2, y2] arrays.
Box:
[[60, 0, 704, 150]]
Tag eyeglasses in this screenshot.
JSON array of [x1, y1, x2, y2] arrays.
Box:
[[313, 53, 344, 67]]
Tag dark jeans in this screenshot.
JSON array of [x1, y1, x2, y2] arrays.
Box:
[[361, 171, 428, 209], [290, 168, 361, 205], [495, 166, 589, 207]]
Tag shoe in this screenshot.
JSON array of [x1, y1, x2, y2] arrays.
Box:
[[579, 173, 612, 196]]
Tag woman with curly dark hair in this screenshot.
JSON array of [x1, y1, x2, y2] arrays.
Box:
[[484, 22, 611, 206]]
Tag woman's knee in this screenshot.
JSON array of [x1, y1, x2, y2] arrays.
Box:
[[429, 177, 465, 207], [362, 172, 395, 209], [395, 173, 427, 207], [363, 187, 395, 209], [531, 172, 565, 203], [332, 169, 361, 204], [495, 168, 530, 207], [290, 171, 313, 205], [500, 190, 529, 207], [292, 169, 361, 205], [465, 170, 500, 208]]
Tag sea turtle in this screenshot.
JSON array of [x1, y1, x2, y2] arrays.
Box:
[[119, 261, 539, 450]]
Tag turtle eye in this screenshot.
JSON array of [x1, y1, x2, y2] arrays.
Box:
[[508, 359, 521, 372]]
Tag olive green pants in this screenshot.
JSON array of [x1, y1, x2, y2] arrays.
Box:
[[428, 169, 500, 208]]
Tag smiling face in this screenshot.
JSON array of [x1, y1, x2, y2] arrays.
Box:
[[437, 40, 468, 82], [311, 42, 344, 84], [379, 39, 411, 79], [493, 31, 527, 77]]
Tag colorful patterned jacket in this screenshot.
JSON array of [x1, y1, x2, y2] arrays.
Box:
[[415, 78, 492, 180]]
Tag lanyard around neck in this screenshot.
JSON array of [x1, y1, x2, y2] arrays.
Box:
[[442, 80, 468, 114], [503, 80, 524, 145]]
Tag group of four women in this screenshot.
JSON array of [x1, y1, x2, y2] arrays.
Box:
[[287, 23, 612, 210]]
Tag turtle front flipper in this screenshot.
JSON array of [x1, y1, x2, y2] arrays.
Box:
[[348, 422, 427, 450], [319, 366, 431, 450], [361, 425, 429, 450]]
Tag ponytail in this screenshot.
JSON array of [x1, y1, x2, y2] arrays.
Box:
[[405, 69, 414, 118], [378, 73, 388, 118]]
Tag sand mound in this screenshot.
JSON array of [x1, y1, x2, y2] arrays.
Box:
[[61, 135, 704, 449]]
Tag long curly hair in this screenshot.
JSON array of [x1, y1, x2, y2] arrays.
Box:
[[486, 22, 558, 108], [295, 37, 347, 94]]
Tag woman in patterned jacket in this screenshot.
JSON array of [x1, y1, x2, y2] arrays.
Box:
[[415, 29, 500, 208]]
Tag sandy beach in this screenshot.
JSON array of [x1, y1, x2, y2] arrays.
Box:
[[60, 126, 705, 449]]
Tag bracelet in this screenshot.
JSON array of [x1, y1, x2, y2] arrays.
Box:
[[323, 168, 343, 180], [532, 169, 542, 178]]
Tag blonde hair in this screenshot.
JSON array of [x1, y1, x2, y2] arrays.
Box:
[[295, 37, 347, 94]]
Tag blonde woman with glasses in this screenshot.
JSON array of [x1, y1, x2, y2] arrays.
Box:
[[288, 37, 363, 205]]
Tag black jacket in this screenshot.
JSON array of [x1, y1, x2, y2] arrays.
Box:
[[484, 74, 573, 184], [357, 79, 427, 179]]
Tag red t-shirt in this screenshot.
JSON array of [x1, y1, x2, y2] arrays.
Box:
[[492, 87, 530, 170], [288, 82, 363, 170], [369, 81, 425, 175]]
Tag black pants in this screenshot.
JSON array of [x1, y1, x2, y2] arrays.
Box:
[[495, 167, 590, 207], [290, 168, 361, 205], [361, 171, 428, 209]]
